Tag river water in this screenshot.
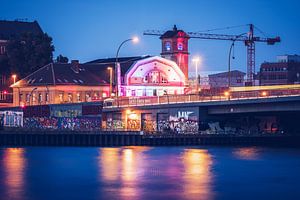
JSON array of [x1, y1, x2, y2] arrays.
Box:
[[0, 146, 299, 200]]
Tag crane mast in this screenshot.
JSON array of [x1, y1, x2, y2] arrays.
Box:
[[144, 24, 280, 85]]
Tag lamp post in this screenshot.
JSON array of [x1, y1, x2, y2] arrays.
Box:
[[228, 33, 246, 88], [192, 57, 201, 93], [115, 37, 139, 97], [107, 67, 113, 97]]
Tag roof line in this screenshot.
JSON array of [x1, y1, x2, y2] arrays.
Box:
[[51, 63, 56, 86], [87, 56, 151, 65], [13, 63, 53, 87]]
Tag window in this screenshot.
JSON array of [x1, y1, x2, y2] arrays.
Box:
[[161, 75, 168, 83], [77, 93, 81, 102], [19, 93, 23, 102], [165, 42, 171, 51], [86, 93, 91, 102], [68, 93, 73, 102], [177, 43, 183, 50], [26, 94, 30, 103], [0, 46, 6, 54], [32, 93, 36, 103], [145, 71, 168, 84], [45, 93, 49, 102], [59, 93, 63, 102], [38, 93, 43, 103]]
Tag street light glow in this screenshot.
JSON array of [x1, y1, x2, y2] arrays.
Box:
[[192, 57, 200, 63], [12, 74, 17, 84], [224, 91, 230, 97], [132, 36, 139, 43]]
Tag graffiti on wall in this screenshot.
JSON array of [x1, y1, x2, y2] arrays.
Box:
[[157, 107, 199, 133]]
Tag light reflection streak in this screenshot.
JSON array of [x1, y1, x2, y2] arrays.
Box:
[[3, 148, 26, 200], [98, 147, 150, 200], [182, 149, 214, 200], [99, 148, 120, 182], [233, 147, 261, 160]]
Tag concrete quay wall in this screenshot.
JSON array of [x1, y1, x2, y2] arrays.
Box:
[[0, 131, 299, 147]]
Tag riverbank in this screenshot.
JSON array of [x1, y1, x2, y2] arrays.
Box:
[[0, 130, 300, 147]]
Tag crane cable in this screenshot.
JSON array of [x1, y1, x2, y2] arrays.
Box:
[[196, 24, 248, 33]]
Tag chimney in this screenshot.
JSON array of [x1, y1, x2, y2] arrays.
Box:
[[71, 60, 80, 73]]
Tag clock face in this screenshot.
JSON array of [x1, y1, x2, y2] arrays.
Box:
[[165, 42, 171, 51], [177, 43, 183, 50]]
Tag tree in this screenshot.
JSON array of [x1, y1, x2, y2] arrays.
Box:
[[6, 32, 54, 78], [56, 54, 69, 63]]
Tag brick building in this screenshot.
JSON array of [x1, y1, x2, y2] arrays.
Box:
[[259, 55, 300, 85]]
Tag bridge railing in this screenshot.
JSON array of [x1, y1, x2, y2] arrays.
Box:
[[104, 88, 300, 108]]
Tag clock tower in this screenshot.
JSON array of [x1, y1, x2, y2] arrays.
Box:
[[160, 25, 190, 81]]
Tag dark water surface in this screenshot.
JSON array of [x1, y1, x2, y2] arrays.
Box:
[[0, 146, 300, 200]]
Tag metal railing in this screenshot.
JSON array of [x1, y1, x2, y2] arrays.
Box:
[[104, 89, 300, 108]]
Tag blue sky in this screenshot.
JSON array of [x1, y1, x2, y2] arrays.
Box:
[[1, 0, 300, 75]]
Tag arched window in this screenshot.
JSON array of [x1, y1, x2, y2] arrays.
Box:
[[144, 70, 168, 84]]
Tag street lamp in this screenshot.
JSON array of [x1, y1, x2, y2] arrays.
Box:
[[228, 33, 246, 88], [107, 67, 113, 97], [192, 56, 201, 93], [12, 74, 17, 84], [115, 36, 139, 97]]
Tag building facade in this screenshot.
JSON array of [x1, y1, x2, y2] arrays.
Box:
[[208, 70, 246, 89], [260, 55, 300, 85], [12, 56, 187, 106], [11, 61, 111, 107]]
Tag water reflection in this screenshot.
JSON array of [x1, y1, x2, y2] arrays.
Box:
[[233, 147, 261, 160], [2, 148, 26, 200], [182, 149, 214, 200], [99, 148, 119, 182], [99, 147, 149, 200]]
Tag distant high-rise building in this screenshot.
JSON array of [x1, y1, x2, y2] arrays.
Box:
[[259, 55, 300, 86], [160, 25, 190, 81]]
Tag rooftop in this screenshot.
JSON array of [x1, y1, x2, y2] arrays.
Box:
[[160, 25, 189, 39], [12, 56, 151, 87]]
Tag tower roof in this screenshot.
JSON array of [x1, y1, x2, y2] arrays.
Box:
[[160, 25, 189, 39]]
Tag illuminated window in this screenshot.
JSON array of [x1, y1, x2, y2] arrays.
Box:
[[46, 93, 49, 102], [26, 94, 30, 103], [38, 93, 43, 103], [77, 93, 81, 102], [68, 93, 73, 102], [86, 93, 91, 101], [161, 75, 168, 83], [32, 93, 36, 103], [177, 43, 183, 50], [145, 71, 168, 84], [165, 42, 171, 51], [59, 93, 63, 102], [19, 93, 23, 102]]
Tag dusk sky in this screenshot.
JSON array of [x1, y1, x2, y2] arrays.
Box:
[[2, 0, 300, 75]]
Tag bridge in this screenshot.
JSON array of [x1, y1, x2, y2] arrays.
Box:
[[102, 85, 300, 134]]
